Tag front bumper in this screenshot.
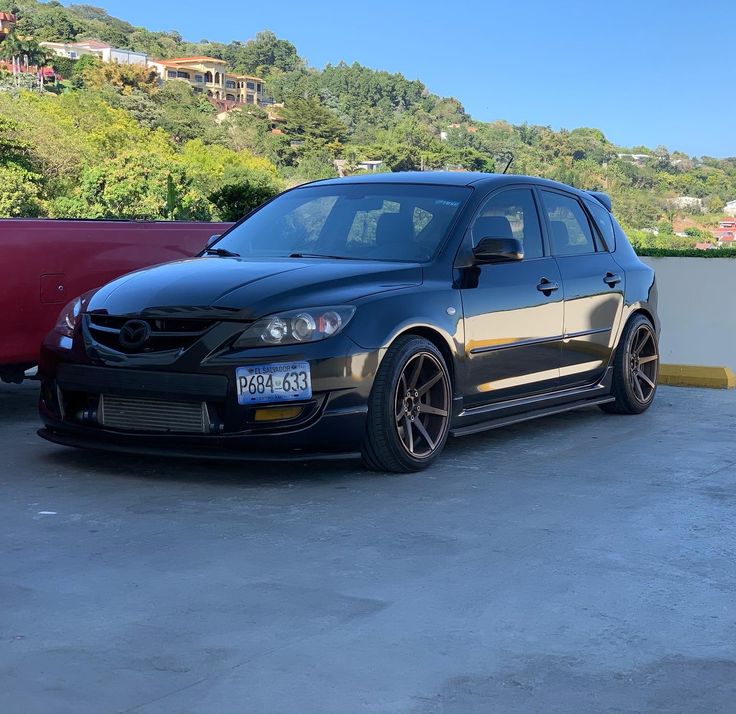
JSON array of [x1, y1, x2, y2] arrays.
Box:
[[39, 332, 380, 459], [38, 411, 366, 461]]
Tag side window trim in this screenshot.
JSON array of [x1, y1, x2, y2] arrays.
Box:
[[582, 198, 614, 252], [531, 186, 552, 257], [537, 187, 599, 257], [469, 184, 548, 259]]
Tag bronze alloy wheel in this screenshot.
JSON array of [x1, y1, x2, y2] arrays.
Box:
[[394, 351, 451, 459], [601, 314, 660, 415], [627, 322, 659, 404]]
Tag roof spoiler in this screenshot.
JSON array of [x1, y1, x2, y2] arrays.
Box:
[[587, 191, 612, 212]]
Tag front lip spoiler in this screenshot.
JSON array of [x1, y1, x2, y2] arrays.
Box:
[[38, 428, 362, 463]]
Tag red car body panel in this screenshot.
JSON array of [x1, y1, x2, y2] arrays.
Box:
[[1, 219, 232, 375]]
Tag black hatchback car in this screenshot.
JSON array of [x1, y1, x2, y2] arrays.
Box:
[[39, 172, 659, 472]]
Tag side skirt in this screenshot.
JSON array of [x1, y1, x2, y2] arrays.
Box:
[[450, 395, 614, 437], [450, 368, 614, 438]]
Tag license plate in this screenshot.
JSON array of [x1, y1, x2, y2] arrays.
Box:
[[236, 362, 312, 404]]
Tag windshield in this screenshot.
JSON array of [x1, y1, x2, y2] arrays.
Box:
[[213, 183, 471, 262]]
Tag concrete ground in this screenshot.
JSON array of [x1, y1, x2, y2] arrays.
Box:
[[1, 383, 735, 714]]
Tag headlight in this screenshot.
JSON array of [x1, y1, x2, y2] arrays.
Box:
[[54, 291, 96, 338], [234, 306, 356, 348]]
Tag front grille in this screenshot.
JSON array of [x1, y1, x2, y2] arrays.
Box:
[[87, 315, 217, 353], [99, 394, 209, 433]]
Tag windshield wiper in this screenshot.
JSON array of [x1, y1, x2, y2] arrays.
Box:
[[288, 252, 353, 260], [204, 247, 240, 257]]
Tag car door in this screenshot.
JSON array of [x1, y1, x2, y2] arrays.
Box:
[[538, 188, 625, 389], [460, 186, 564, 407]]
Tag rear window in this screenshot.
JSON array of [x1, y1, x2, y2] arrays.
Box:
[[216, 184, 471, 262]]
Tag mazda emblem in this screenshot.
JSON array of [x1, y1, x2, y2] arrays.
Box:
[[118, 319, 151, 350]]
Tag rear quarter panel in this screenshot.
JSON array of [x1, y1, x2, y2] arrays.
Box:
[[610, 219, 659, 344]]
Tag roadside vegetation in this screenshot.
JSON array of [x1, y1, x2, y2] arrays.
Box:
[[0, 0, 735, 251]]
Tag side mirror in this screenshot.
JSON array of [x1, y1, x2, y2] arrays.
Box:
[[206, 234, 220, 248], [473, 236, 524, 264]]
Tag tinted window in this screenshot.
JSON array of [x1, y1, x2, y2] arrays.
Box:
[[585, 198, 615, 251], [541, 190, 596, 256], [472, 188, 544, 259], [215, 184, 471, 262]]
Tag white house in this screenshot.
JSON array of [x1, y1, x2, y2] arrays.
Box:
[[616, 153, 651, 164], [723, 199, 736, 217], [357, 160, 384, 172], [40, 40, 148, 66]]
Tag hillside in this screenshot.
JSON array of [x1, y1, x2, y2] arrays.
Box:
[[1, 0, 735, 250]]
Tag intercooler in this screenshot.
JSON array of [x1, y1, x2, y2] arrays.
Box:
[[98, 394, 210, 434]]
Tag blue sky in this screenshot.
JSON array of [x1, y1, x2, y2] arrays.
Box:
[[83, 0, 734, 157]]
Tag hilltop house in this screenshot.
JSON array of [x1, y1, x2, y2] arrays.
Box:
[[357, 160, 384, 172], [714, 218, 736, 245], [617, 153, 652, 164], [709, 218, 736, 245], [723, 199, 736, 217], [40, 39, 148, 65], [148, 56, 264, 105], [0, 11, 16, 40], [39, 40, 266, 108]]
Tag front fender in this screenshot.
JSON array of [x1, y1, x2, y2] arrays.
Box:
[[347, 286, 463, 356]]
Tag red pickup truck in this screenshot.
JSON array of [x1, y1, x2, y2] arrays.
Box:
[[1, 219, 232, 382]]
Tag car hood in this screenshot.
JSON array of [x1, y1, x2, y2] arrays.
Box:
[[87, 256, 423, 318]]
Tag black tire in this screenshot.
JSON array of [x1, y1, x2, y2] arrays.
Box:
[[362, 335, 452, 473], [600, 314, 659, 415]]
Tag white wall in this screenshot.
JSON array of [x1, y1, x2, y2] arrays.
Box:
[[106, 49, 148, 66], [642, 257, 736, 370]]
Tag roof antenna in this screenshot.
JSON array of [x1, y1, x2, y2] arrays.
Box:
[[501, 152, 514, 174]]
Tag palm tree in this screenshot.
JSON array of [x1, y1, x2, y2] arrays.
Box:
[[0, 31, 52, 69]]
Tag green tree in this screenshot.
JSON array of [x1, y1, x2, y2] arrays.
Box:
[[0, 31, 51, 66], [80, 60, 160, 95], [657, 220, 674, 235], [233, 30, 301, 76], [280, 97, 347, 143], [209, 178, 277, 221], [293, 149, 337, 180], [51, 151, 210, 220], [178, 139, 281, 200], [223, 105, 271, 153], [13, 1, 89, 42], [0, 163, 43, 217], [152, 81, 223, 145], [0, 115, 35, 169], [68, 53, 98, 89], [117, 90, 162, 129]]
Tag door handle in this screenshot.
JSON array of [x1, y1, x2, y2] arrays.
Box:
[[603, 272, 622, 287], [536, 278, 559, 294]]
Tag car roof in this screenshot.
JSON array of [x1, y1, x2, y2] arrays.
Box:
[[309, 171, 608, 206], [313, 171, 494, 187]]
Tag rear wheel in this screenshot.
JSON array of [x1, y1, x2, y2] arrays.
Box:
[[362, 336, 452, 473], [600, 314, 659, 415]]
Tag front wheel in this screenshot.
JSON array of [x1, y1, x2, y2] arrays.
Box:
[[600, 314, 659, 415], [362, 336, 452, 473]]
